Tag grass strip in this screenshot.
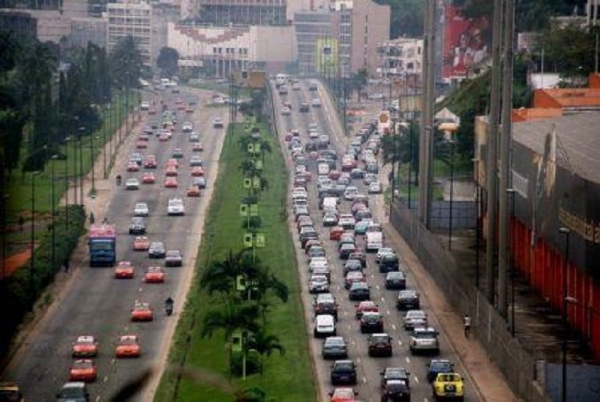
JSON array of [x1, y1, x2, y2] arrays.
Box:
[[155, 123, 316, 401]]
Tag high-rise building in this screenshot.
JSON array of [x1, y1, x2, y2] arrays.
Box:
[[106, 1, 153, 65], [192, 0, 288, 26]]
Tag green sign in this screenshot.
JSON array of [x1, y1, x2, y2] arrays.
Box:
[[247, 143, 254, 153], [254, 143, 261, 153], [243, 178, 252, 188], [255, 233, 266, 248], [232, 329, 243, 353], [239, 204, 248, 216], [243, 233, 253, 247], [236, 274, 246, 291]]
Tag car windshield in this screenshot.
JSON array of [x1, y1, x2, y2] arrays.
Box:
[[371, 335, 389, 342], [413, 330, 436, 338], [58, 388, 86, 398], [400, 291, 417, 298], [385, 368, 407, 378], [325, 338, 344, 346], [432, 360, 452, 370], [73, 360, 92, 369], [334, 362, 354, 371], [408, 311, 426, 318]]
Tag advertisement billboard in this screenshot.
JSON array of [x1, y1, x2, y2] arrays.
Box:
[[315, 38, 339, 77], [443, 5, 490, 82]]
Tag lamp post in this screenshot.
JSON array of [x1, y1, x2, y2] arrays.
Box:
[[389, 120, 398, 216], [407, 123, 413, 209], [472, 158, 480, 289], [507, 188, 516, 336], [78, 127, 85, 205], [30, 171, 40, 305], [558, 226, 571, 402], [448, 139, 456, 250], [64, 137, 70, 227], [90, 131, 96, 194], [51, 155, 58, 271]]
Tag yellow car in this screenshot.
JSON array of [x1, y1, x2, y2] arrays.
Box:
[[432, 372, 464, 401]]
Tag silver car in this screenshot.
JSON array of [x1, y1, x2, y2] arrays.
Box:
[[403, 309, 428, 330]]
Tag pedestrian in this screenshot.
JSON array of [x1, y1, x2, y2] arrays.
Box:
[[18, 215, 24, 231], [63, 258, 70, 273], [102, 217, 109, 225], [463, 313, 471, 338], [89, 212, 95, 225]]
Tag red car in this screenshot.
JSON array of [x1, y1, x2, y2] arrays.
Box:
[[69, 359, 97, 382], [131, 301, 153, 322], [193, 143, 204, 152], [166, 158, 179, 168], [158, 133, 169, 141], [329, 170, 341, 180], [355, 300, 379, 319], [115, 335, 141, 358], [186, 186, 201, 197], [165, 166, 178, 177], [191, 167, 204, 177], [330, 226, 345, 240], [329, 387, 358, 402], [127, 161, 139, 172], [144, 266, 165, 283], [114, 261, 134, 279], [164, 177, 178, 188], [136, 140, 147, 149], [141, 172, 156, 184], [133, 236, 150, 251], [143, 155, 157, 169], [72, 335, 98, 358]]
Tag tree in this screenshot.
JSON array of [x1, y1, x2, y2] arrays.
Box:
[[156, 47, 179, 78], [110, 35, 143, 89], [200, 249, 258, 297], [245, 329, 285, 377]]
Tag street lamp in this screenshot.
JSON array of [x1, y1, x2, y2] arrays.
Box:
[[439, 122, 459, 250], [558, 226, 571, 402], [90, 131, 96, 194], [507, 188, 516, 336], [472, 158, 481, 289]]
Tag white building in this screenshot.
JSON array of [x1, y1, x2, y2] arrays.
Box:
[[107, 1, 153, 65], [376, 37, 423, 81]]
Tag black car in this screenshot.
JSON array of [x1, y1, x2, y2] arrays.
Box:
[[379, 254, 400, 273], [427, 359, 454, 383], [300, 102, 310, 112], [385, 271, 406, 290], [396, 290, 420, 310], [380, 380, 411, 402], [128, 217, 146, 235], [360, 312, 384, 333], [343, 259, 364, 276], [330, 360, 357, 385], [368, 333, 393, 357], [381, 367, 411, 389], [148, 242, 166, 259], [338, 243, 356, 260], [348, 282, 370, 301], [322, 336, 348, 359]]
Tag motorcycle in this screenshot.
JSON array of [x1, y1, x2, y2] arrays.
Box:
[[165, 297, 174, 316], [116, 175, 122, 186]]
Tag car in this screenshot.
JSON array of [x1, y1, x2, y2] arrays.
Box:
[[189, 132, 200, 142], [330, 226, 345, 241], [134, 202, 149, 217], [280, 106, 291, 115], [164, 177, 178, 188], [404, 310, 428, 330], [300, 102, 310, 112], [355, 300, 379, 319], [144, 266, 165, 283], [309, 82, 318, 91], [311, 98, 322, 107], [165, 249, 183, 267], [158, 132, 170, 141], [128, 217, 146, 235], [314, 293, 338, 320], [381, 367, 411, 389], [353, 220, 371, 235], [213, 117, 224, 128], [427, 359, 455, 383], [348, 252, 367, 268], [348, 281, 370, 301], [114, 260, 134, 279], [381, 380, 411, 402], [409, 327, 440, 355], [322, 212, 339, 227], [136, 140, 147, 149], [309, 274, 330, 294], [115, 335, 141, 358], [148, 242, 166, 259], [322, 336, 348, 360], [56, 382, 89, 402], [143, 155, 157, 169], [193, 176, 207, 189], [369, 180, 383, 194], [133, 236, 150, 251], [368, 333, 393, 357], [376, 247, 395, 263], [396, 290, 420, 310], [131, 301, 153, 322], [167, 198, 185, 215], [182, 121, 193, 132], [308, 245, 326, 259], [165, 165, 178, 177], [385, 271, 406, 290], [338, 214, 356, 230], [314, 314, 336, 338], [190, 155, 203, 167], [191, 166, 205, 177], [330, 360, 357, 385], [329, 387, 357, 402], [69, 359, 97, 382], [141, 172, 156, 184], [432, 372, 464, 400], [344, 271, 365, 290], [127, 161, 140, 172], [125, 178, 140, 190], [72, 336, 98, 358], [172, 148, 184, 159], [343, 259, 363, 276], [360, 312, 384, 334], [193, 142, 204, 152], [339, 243, 357, 260], [187, 186, 201, 197], [379, 254, 400, 273]]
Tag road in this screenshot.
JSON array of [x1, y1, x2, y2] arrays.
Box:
[[3, 87, 229, 401], [272, 79, 479, 402]]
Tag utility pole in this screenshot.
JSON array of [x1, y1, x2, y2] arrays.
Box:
[[498, 0, 515, 318], [486, 0, 504, 304], [418, 0, 436, 227]]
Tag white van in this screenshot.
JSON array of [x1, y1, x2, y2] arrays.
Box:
[[366, 231, 383, 252], [275, 73, 287, 88], [321, 196, 338, 211], [313, 314, 336, 338]]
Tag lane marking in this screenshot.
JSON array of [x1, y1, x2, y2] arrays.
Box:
[[405, 356, 411, 364], [413, 376, 419, 384], [103, 376, 108, 383]]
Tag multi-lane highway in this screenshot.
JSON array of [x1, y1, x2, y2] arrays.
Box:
[[273, 79, 478, 402], [4, 86, 228, 401]]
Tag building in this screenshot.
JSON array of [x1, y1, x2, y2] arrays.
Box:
[[294, 10, 332, 75], [191, 0, 288, 25], [106, 0, 153, 65], [70, 17, 107, 49], [0, 11, 37, 39], [376, 37, 423, 81]]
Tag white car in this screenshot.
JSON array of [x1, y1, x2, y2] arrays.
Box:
[[125, 178, 140, 190], [309, 274, 329, 294], [182, 122, 193, 132], [309, 130, 319, 139], [403, 310, 428, 330], [167, 198, 185, 216], [281, 106, 291, 115], [140, 101, 150, 110], [313, 314, 336, 338], [311, 98, 321, 107], [344, 186, 359, 201], [134, 202, 149, 217], [213, 117, 224, 128], [368, 180, 383, 194], [409, 326, 440, 354], [338, 214, 356, 229]]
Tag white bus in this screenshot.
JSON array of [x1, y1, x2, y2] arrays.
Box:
[[275, 73, 287, 88]]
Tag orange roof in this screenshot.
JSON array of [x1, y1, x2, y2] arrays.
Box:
[[533, 88, 600, 108], [512, 108, 563, 122]]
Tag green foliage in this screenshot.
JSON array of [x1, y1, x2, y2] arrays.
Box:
[[373, 0, 424, 38], [0, 205, 86, 358], [110, 35, 144, 89], [157, 47, 180, 78]]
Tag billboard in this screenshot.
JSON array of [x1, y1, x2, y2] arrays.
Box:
[[443, 5, 490, 82], [316, 38, 338, 77]]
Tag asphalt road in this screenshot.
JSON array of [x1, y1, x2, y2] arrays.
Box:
[[4, 87, 228, 401], [273, 79, 478, 402]]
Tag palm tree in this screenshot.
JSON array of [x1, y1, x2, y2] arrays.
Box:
[[200, 249, 259, 297], [239, 159, 259, 178], [251, 267, 288, 324], [245, 329, 285, 377]]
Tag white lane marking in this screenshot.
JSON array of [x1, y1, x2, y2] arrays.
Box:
[[139, 287, 143, 292], [375, 285, 380, 290], [398, 340, 403, 346], [356, 357, 361, 364], [111, 359, 116, 365], [351, 340, 356, 346], [362, 376, 367, 384], [381, 296, 386, 303], [391, 324, 396, 331], [413, 376, 419, 384], [405, 356, 411, 364], [386, 310, 391, 316]]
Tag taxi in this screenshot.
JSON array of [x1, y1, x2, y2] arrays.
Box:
[[432, 372, 464, 400], [164, 177, 178, 188], [133, 236, 150, 251], [69, 359, 97, 382], [144, 266, 165, 283], [115, 335, 141, 358], [143, 155, 157, 169], [330, 226, 345, 241], [131, 301, 153, 322], [141, 172, 156, 184], [191, 167, 204, 177], [114, 261, 134, 279], [71, 335, 98, 357], [127, 161, 139, 172], [186, 186, 201, 197]]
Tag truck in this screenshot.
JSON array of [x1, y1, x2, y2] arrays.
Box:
[[88, 224, 117, 267], [366, 232, 383, 253]]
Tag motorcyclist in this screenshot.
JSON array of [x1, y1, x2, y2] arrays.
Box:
[[165, 297, 174, 315], [116, 175, 122, 186]]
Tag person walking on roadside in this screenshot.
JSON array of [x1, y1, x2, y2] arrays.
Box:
[[63, 258, 70, 273], [463, 313, 472, 338]]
